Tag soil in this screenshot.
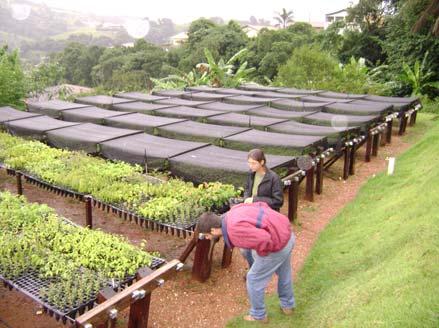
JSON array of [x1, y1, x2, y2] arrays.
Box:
[[0, 126, 416, 328]]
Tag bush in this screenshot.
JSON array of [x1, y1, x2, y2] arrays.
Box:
[[0, 46, 27, 108], [275, 45, 339, 90], [275, 45, 388, 94]]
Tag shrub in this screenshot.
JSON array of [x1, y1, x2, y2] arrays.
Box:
[[0, 46, 27, 108]]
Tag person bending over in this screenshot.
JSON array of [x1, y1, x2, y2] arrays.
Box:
[[197, 202, 295, 323]]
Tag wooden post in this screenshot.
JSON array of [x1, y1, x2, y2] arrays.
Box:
[[343, 146, 351, 180], [315, 158, 324, 195], [16, 172, 23, 195], [412, 110, 418, 124], [287, 177, 300, 222], [365, 134, 372, 162], [85, 196, 93, 229], [221, 246, 233, 268], [179, 236, 197, 264], [95, 288, 117, 328], [386, 120, 393, 144], [398, 114, 407, 135], [291, 177, 299, 222], [409, 112, 415, 126], [128, 293, 151, 328], [402, 114, 408, 133], [305, 166, 314, 202], [349, 143, 356, 176], [192, 236, 212, 282], [380, 129, 386, 146], [372, 133, 380, 157]]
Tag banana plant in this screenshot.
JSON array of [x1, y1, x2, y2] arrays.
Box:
[[197, 48, 255, 87], [400, 51, 439, 96]]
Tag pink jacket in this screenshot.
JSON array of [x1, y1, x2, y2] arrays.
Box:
[[222, 202, 292, 256]]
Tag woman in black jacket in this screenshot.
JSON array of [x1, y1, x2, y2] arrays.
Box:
[[239, 149, 285, 270], [243, 149, 284, 211]]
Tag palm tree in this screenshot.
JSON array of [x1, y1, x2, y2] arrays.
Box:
[[274, 8, 294, 29]]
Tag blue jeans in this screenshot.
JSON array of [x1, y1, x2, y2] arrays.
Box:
[[240, 248, 254, 268], [246, 234, 295, 319]]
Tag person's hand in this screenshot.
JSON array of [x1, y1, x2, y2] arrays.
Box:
[[244, 197, 253, 204]]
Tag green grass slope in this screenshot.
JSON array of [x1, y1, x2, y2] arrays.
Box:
[[228, 113, 439, 327]]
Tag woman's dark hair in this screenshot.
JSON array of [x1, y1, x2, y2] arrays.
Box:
[[248, 148, 266, 167], [197, 212, 222, 233]]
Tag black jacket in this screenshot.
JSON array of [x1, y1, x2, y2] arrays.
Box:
[[244, 169, 284, 211]]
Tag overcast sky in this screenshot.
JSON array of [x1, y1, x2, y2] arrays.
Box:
[[28, 0, 356, 23]]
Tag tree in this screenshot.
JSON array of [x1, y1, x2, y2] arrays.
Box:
[[383, 0, 439, 96], [0, 46, 27, 107], [411, 0, 439, 35], [275, 45, 339, 90], [274, 8, 294, 29]]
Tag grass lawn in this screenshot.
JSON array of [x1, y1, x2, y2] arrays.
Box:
[[227, 111, 439, 327]]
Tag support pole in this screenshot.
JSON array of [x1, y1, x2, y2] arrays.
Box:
[[221, 246, 233, 268], [192, 236, 212, 282], [365, 134, 372, 162], [386, 119, 393, 144], [287, 177, 299, 222], [380, 129, 386, 146], [128, 293, 151, 328], [85, 195, 93, 229], [16, 172, 23, 195], [372, 133, 380, 157], [315, 158, 324, 195], [349, 142, 356, 176], [305, 166, 315, 202], [343, 146, 351, 180], [398, 114, 407, 135], [412, 110, 418, 124], [402, 114, 408, 134]]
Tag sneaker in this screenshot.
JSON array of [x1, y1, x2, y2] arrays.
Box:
[[243, 315, 268, 323], [281, 307, 294, 315]]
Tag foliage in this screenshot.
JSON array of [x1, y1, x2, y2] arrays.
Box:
[[198, 48, 255, 87], [177, 20, 249, 73], [0, 133, 240, 224], [57, 42, 104, 87], [0, 45, 27, 108], [275, 45, 339, 90], [247, 23, 315, 83], [26, 59, 65, 96], [400, 51, 439, 96], [276, 45, 388, 94], [0, 191, 154, 310]]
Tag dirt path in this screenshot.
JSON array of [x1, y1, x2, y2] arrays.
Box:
[[0, 127, 417, 328]]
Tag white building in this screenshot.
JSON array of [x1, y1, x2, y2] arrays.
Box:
[[324, 9, 348, 29], [169, 32, 188, 46]]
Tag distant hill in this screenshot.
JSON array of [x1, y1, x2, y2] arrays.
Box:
[[0, 1, 177, 63]]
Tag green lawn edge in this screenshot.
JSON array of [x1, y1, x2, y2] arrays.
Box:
[[227, 112, 439, 328]]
